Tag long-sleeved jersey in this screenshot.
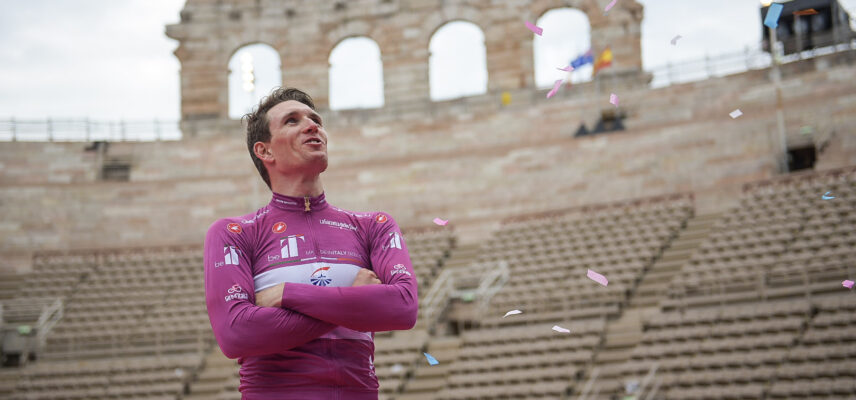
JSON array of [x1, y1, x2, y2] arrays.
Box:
[[203, 192, 418, 399]]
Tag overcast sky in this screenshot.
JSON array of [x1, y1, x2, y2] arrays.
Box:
[[1, 0, 855, 122]]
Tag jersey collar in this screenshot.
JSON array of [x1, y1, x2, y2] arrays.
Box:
[[270, 191, 329, 212]]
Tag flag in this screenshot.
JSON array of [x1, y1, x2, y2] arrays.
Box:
[[593, 47, 613, 76], [570, 50, 594, 69]]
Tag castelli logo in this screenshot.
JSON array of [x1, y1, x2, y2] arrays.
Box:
[[375, 214, 388, 224], [272, 222, 287, 234], [226, 223, 242, 234]]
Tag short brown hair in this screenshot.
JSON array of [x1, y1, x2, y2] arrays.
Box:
[[243, 87, 317, 190]]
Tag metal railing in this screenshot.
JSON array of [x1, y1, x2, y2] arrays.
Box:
[[419, 267, 455, 329], [473, 260, 510, 316], [647, 39, 856, 89], [0, 118, 181, 142], [34, 298, 63, 351]]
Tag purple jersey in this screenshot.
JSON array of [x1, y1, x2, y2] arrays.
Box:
[[203, 192, 418, 399]]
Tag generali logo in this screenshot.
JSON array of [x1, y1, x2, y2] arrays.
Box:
[[272, 222, 287, 234], [226, 223, 242, 234]]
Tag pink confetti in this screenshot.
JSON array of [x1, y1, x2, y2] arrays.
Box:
[[844, 280, 855, 289], [557, 65, 574, 72], [604, 0, 618, 13], [546, 79, 563, 98], [587, 269, 608, 286], [609, 93, 618, 106], [525, 21, 543, 36], [433, 217, 448, 226]]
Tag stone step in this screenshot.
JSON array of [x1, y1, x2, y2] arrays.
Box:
[[658, 247, 696, 262], [596, 347, 634, 363]]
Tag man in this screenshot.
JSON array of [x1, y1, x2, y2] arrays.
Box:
[[203, 87, 418, 399]]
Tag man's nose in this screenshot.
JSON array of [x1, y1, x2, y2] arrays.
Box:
[[302, 119, 319, 133]]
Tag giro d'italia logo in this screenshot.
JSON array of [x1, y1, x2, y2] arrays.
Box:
[[310, 266, 332, 287]]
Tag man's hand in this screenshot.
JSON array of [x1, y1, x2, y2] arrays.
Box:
[[255, 283, 284, 308], [352, 268, 381, 287]]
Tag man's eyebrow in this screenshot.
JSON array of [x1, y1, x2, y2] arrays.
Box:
[[281, 110, 322, 123]]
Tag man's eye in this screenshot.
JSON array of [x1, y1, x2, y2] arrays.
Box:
[[286, 118, 297, 124]]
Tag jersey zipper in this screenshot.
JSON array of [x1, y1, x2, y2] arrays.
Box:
[[303, 195, 341, 392]]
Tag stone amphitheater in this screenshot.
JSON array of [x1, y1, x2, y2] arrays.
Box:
[[1, 0, 855, 399]]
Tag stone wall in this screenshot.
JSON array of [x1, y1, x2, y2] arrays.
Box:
[[1, 0, 855, 270], [2, 51, 855, 261], [164, 0, 647, 121]]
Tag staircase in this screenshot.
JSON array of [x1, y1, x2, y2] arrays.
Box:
[[415, 243, 483, 331], [575, 212, 721, 400], [576, 309, 645, 400], [0, 368, 20, 400], [184, 347, 239, 400], [628, 213, 720, 308], [441, 243, 482, 288], [396, 336, 462, 400]]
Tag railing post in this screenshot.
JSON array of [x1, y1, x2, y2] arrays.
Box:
[[85, 118, 91, 142], [705, 53, 712, 77], [120, 119, 126, 141], [47, 118, 53, 142], [154, 118, 161, 141], [666, 62, 674, 86], [10, 117, 15, 142]]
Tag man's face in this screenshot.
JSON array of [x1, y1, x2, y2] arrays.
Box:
[[261, 100, 329, 177]]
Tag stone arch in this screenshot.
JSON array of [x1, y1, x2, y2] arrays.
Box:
[[227, 42, 282, 119], [428, 20, 489, 101], [328, 36, 385, 110], [533, 7, 593, 87]]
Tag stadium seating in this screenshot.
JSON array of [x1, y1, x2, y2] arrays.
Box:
[[665, 167, 856, 310], [476, 194, 693, 326], [5, 168, 856, 400]]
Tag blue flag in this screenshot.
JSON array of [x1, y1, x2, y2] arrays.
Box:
[[764, 3, 783, 29], [570, 50, 594, 69]]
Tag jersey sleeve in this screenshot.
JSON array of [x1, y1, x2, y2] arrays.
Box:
[[204, 219, 336, 359], [280, 212, 418, 332]]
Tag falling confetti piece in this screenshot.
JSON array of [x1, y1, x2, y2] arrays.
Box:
[[764, 3, 784, 29], [546, 79, 563, 98], [793, 8, 818, 16], [822, 191, 835, 200], [729, 109, 743, 119], [609, 93, 619, 106], [557, 65, 574, 72], [503, 310, 522, 318], [844, 280, 854, 289], [587, 269, 609, 286], [525, 21, 543, 36], [670, 35, 682, 45], [604, 0, 618, 13], [552, 325, 570, 333], [424, 352, 439, 365], [433, 217, 448, 226], [390, 364, 404, 373], [501, 91, 512, 106]]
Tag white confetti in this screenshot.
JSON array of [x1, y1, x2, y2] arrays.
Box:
[[552, 325, 570, 333], [729, 109, 743, 119], [503, 309, 522, 318]]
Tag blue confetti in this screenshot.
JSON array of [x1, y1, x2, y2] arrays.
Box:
[[822, 191, 835, 200], [764, 3, 784, 29], [423, 352, 439, 365]]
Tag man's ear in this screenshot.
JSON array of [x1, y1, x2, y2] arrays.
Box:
[[254, 142, 272, 161]]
